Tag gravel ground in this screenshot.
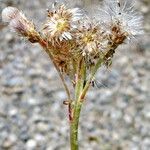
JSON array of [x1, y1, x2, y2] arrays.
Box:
[[0, 0, 150, 150]]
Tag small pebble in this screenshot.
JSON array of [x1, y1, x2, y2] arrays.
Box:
[[26, 139, 37, 149]]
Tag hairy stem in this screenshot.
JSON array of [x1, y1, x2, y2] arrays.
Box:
[[69, 58, 103, 150], [70, 59, 86, 150], [70, 102, 82, 150]]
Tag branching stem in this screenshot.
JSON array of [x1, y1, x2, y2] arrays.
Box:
[[39, 39, 71, 101]]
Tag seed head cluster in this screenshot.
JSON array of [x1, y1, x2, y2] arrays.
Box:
[[2, 0, 143, 80]]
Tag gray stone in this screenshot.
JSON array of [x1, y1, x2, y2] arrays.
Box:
[[26, 139, 37, 149]]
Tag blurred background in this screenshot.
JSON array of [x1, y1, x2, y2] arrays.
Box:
[[0, 0, 150, 150]]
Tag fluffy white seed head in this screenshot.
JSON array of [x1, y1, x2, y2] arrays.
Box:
[[98, 0, 144, 38]]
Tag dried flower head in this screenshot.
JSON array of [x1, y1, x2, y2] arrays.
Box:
[[74, 19, 108, 68], [43, 4, 83, 44], [76, 21, 99, 56], [2, 7, 40, 43]]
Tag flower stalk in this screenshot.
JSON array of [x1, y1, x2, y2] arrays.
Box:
[[70, 101, 82, 150], [70, 59, 85, 150]]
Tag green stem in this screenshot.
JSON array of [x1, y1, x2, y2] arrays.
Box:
[[70, 59, 85, 150], [70, 57, 103, 150], [79, 57, 103, 101], [70, 102, 82, 150], [70, 58, 103, 150]]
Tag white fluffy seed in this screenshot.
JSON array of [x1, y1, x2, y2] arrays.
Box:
[[2, 7, 19, 22]]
